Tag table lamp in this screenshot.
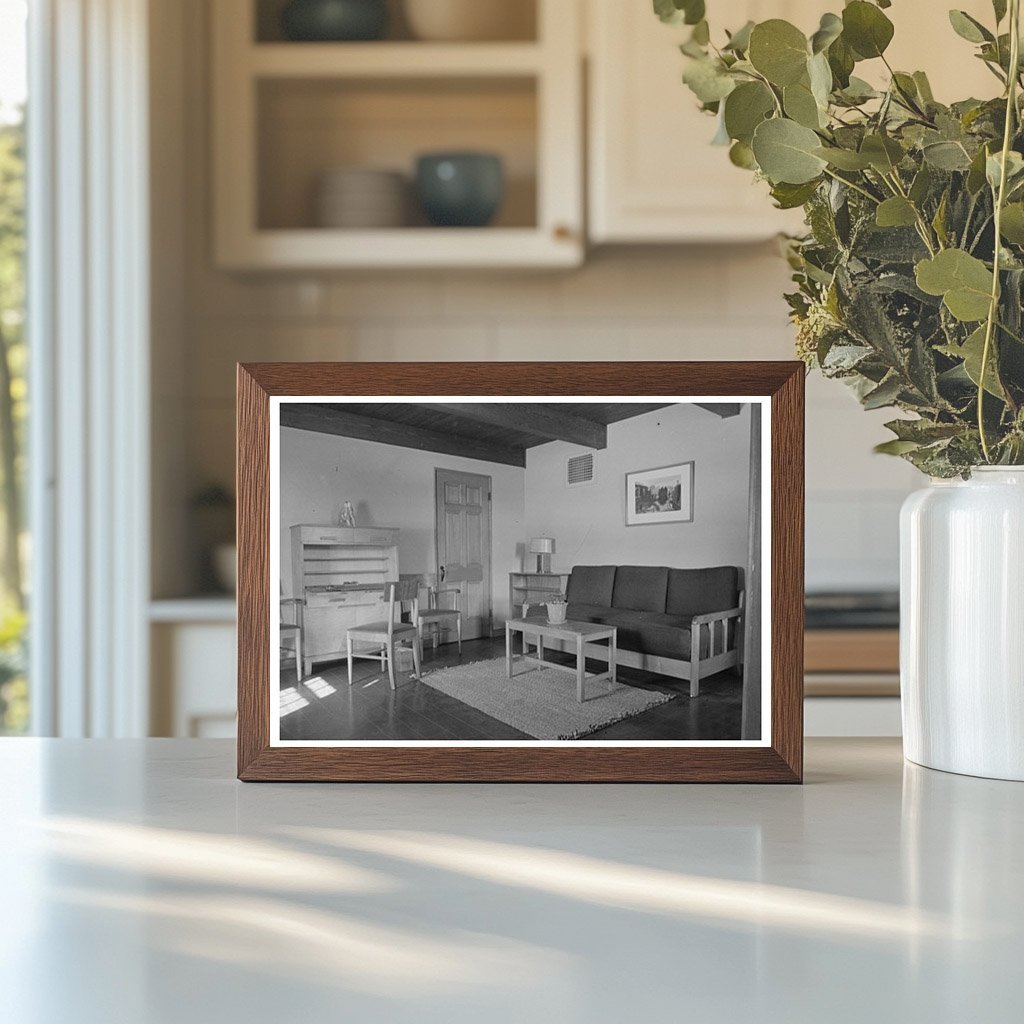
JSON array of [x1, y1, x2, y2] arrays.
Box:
[[529, 537, 555, 573]]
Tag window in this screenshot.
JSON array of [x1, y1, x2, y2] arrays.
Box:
[[0, 0, 28, 734]]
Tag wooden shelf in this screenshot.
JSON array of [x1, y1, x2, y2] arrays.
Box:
[[249, 42, 544, 79], [220, 227, 579, 270]]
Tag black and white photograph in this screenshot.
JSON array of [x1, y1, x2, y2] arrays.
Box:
[[270, 398, 769, 746]]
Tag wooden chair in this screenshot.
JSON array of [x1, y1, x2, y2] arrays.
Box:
[[280, 597, 303, 683], [416, 573, 463, 656], [346, 578, 422, 690]]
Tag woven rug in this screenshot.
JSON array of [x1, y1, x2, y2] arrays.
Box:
[[419, 657, 674, 740]]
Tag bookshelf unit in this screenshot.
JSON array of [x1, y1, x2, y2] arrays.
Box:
[[508, 570, 570, 619]]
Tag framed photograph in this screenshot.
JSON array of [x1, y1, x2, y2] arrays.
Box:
[[626, 461, 694, 526], [237, 362, 804, 783]]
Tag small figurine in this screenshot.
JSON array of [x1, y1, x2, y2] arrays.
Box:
[[339, 501, 356, 528]]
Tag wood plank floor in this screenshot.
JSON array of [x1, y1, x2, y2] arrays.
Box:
[[279, 637, 744, 743]]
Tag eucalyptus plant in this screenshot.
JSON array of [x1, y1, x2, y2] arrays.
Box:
[[657, 0, 1024, 476]]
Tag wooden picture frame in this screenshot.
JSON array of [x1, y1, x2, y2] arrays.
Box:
[[237, 362, 804, 782], [625, 461, 695, 526]]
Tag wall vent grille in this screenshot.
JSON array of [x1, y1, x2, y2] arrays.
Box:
[[567, 453, 595, 486]]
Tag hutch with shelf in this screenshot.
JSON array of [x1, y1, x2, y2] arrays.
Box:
[[291, 525, 399, 675]]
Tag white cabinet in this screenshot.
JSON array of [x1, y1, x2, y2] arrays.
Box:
[[212, 0, 583, 269]]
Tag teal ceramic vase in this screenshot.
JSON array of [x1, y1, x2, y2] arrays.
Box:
[[281, 0, 388, 41]]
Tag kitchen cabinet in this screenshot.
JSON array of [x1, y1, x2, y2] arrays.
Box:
[[586, 0, 997, 244], [211, 0, 583, 269]]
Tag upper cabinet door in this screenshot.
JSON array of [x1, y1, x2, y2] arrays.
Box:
[[587, 0, 809, 244], [587, 0, 996, 245]]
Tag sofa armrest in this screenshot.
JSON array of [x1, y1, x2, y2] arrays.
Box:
[[691, 607, 742, 627]]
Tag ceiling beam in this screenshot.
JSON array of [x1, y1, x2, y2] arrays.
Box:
[[430, 403, 607, 449], [280, 404, 526, 467], [695, 403, 743, 419]]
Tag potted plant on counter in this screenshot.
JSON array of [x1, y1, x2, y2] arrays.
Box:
[[657, 0, 1024, 779]]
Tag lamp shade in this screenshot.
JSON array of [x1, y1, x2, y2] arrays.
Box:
[[529, 537, 555, 555]]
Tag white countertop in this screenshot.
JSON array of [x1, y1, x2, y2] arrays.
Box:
[[1, 738, 1020, 1023]]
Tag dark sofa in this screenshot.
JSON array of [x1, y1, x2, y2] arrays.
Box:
[[539, 564, 744, 696]]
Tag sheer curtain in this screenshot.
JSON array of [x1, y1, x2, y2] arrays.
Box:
[[28, 0, 150, 736]]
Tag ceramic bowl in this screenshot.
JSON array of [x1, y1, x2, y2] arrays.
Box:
[[403, 0, 533, 42], [415, 152, 504, 228], [281, 0, 388, 42]]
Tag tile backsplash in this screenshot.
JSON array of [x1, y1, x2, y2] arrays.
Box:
[[177, 247, 917, 595]]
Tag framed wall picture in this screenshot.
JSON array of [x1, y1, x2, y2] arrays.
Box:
[[625, 461, 694, 526], [237, 362, 804, 782]]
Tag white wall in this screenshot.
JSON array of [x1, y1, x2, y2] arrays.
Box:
[[525, 404, 751, 573], [278, 426, 525, 624]]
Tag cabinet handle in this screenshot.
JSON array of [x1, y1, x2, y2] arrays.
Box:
[[553, 224, 574, 241]]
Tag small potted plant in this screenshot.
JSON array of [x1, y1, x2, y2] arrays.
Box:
[[191, 484, 236, 594], [545, 593, 568, 625]]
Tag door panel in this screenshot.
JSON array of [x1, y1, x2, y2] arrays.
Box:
[[436, 468, 492, 641]]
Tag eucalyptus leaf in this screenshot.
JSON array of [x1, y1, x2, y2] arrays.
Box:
[[940, 326, 1006, 398], [1000, 203, 1024, 244], [874, 439, 922, 455], [915, 250, 994, 322], [861, 133, 904, 173], [784, 81, 825, 129], [724, 20, 755, 53], [814, 146, 872, 171], [876, 197, 919, 228], [748, 20, 809, 86], [723, 81, 775, 144], [810, 13, 843, 54], [948, 10, 994, 44], [827, 35, 856, 89], [923, 140, 973, 171], [752, 118, 828, 184], [842, 1, 895, 59], [913, 71, 935, 104], [986, 150, 1024, 191], [683, 57, 736, 104], [967, 144, 992, 193], [653, 0, 705, 26], [808, 52, 833, 110], [770, 180, 820, 209]]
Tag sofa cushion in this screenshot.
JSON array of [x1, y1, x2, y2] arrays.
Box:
[[666, 566, 740, 617], [611, 565, 669, 613], [566, 566, 617, 607], [565, 603, 616, 624]]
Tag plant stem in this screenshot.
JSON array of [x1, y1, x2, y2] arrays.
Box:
[[822, 167, 881, 205], [979, 0, 1021, 462]]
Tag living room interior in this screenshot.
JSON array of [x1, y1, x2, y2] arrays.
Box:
[[275, 400, 759, 743]]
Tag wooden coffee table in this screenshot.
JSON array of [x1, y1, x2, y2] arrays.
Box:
[[505, 618, 617, 703]]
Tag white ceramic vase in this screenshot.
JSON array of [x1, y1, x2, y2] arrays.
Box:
[[900, 467, 1024, 780]]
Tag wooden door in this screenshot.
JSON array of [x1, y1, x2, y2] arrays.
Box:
[[435, 469, 492, 641]]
